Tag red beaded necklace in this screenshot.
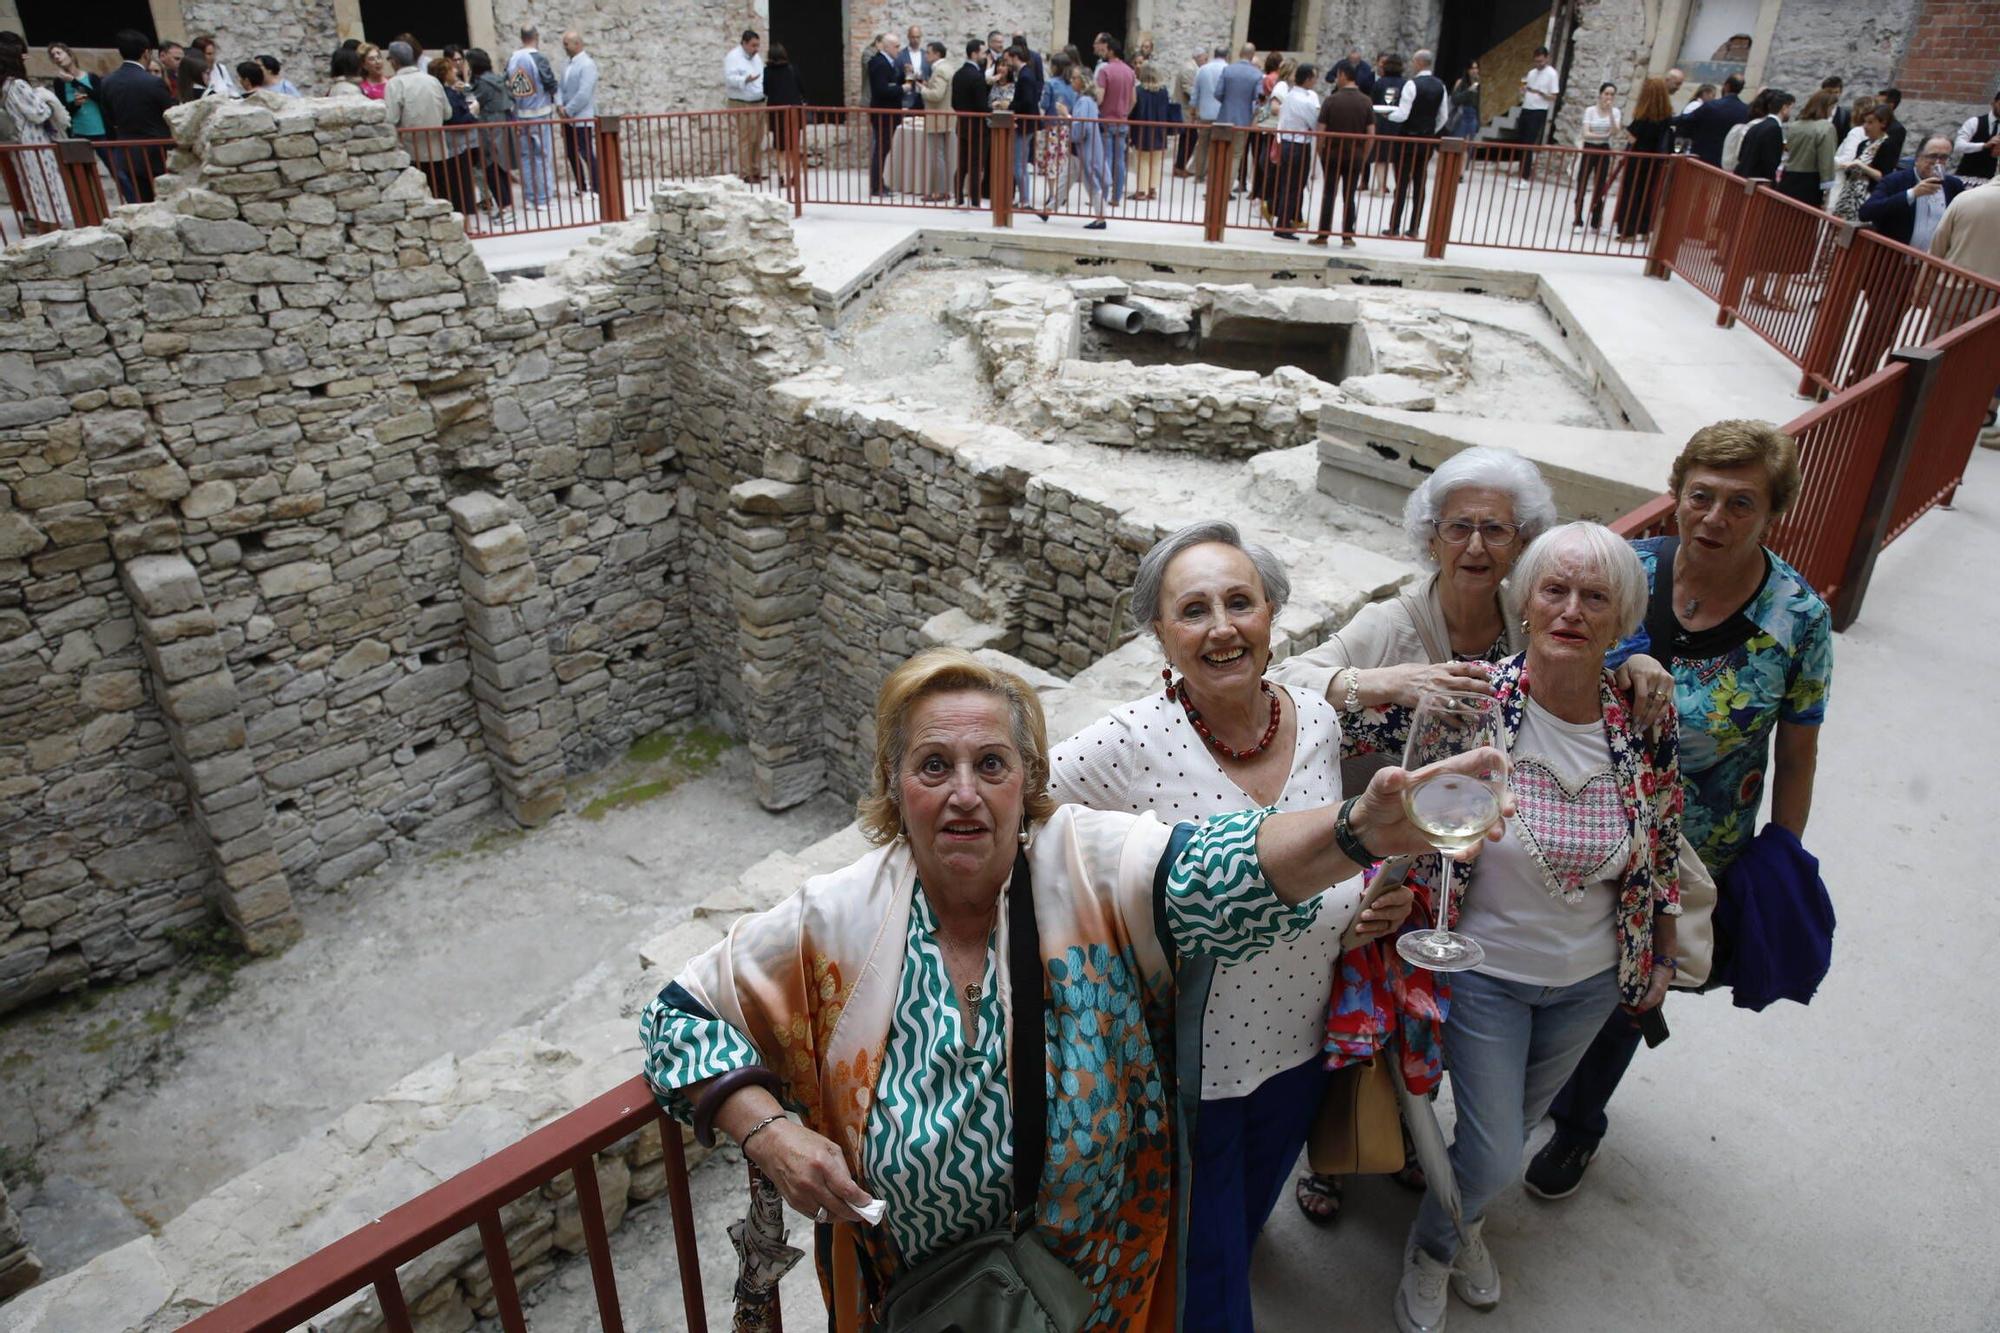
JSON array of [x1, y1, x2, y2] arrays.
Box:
[[1164, 669, 1283, 761]]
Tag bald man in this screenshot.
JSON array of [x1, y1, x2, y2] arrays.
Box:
[[558, 29, 599, 192]]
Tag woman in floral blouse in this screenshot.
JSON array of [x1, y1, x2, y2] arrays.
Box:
[[1390, 522, 1681, 1333], [640, 648, 1501, 1331], [1535, 420, 1831, 1200]]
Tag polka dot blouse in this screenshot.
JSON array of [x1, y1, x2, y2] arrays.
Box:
[[1047, 685, 1361, 1099]]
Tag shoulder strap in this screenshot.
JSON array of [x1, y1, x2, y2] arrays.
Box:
[[1643, 537, 1680, 663], [1006, 848, 1044, 1233]]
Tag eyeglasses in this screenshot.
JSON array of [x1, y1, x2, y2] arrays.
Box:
[[1432, 519, 1521, 547]]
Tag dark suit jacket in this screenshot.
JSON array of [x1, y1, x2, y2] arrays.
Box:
[[1879, 119, 1907, 172], [866, 52, 903, 110], [1858, 168, 1971, 245], [1011, 67, 1043, 120], [950, 59, 987, 115], [1736, 117, 1784, 179], [101, 60, 174, 140], [1672, 94, 1749, 167], [893, 47, 929, 108]]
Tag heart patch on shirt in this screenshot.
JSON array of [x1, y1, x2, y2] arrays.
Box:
[[1509, 755, 1629, 902]]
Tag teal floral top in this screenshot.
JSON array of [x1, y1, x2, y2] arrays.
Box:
[[1611, 538, 1832, 873], [641, 808, 1308, 1271]]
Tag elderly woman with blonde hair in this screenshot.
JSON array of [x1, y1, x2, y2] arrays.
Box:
[[642, 648, 1500, 1331]]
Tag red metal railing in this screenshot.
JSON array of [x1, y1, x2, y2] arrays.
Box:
[[182, 1075, 716, 1333], [1766, 359, 1910, 602], [1887, 309, 2000, 539], [0, 137, 176, 243]]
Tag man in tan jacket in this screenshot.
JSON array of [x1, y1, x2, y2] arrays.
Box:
[[919, 41, 955, 201], [1930, 177, 2000, 447], [382, 40, 449, 163]]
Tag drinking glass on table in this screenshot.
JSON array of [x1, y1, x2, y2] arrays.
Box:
[[1396, 689, 1507, 972]]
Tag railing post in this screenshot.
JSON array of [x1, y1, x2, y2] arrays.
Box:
[[1830, 347, 1942, 630], [56, 138, 108, 228], [1714, 177, 1764, 328], [1423, 137, 1466, 260], [788, 105, 805, 217], [595, 115, 626, 223], [988, 111, 1014, 228], [1795, 220, 1863, 397], [1643, 153, 1684, 280], [1204, 126, 1237, 243]]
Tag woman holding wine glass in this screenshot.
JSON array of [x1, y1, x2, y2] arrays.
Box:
[[1390, 521, 1681, 1333], [1274, 447, 1671, 1220]]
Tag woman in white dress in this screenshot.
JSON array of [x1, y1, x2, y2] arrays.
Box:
[[1048, 520, 1416, 1331], [1, 48, 72, 231]]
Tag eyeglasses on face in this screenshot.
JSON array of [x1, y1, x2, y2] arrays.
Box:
[[1431, 519, 1521, 547]]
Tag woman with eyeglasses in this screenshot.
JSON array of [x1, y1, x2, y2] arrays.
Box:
[[1272, 445, 1673, 1223]]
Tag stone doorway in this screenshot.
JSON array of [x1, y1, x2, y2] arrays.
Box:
[[770, 0, 845, 108], [1067, 0, 1130, 56], [360, 0, 468, 48]]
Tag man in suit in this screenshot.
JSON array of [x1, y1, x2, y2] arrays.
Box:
[[1385, 48, 1448, 236], [1671, 73, 1749, 168], [1216, 44, 1261, 194], [866, 33, 904, 196], [1735, 88, 1791, 180], [102, 28, 174, 203], [1005, 43, 1043, 208], [1860, 136, 1971, 247], [951, 39, 989, 206], [894, 25, 928, 109], [1875, 88, 1906, 169]]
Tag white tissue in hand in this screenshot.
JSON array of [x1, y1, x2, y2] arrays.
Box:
[[854, 1196, 888, 1225]]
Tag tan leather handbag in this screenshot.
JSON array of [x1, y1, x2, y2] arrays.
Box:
[[1307, 1054, 1403, 1176], [1670, 834, 1718, 989]]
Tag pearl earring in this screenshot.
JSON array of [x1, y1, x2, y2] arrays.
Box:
[[1018, 822, 1031, 847]]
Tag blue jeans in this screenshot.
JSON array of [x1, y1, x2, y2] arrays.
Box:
[[1104, 123, 1128, 202], [516, 119, 555, 204], [1410, 966, 1620, 1263], [1014, 128, 1036, 206], [1183, 1054, 1331, 1332]]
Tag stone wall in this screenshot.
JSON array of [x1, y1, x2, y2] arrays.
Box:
[[0, 93, 826, 1013], [0, 1179, 37, 1302], [175, 0, 340, 84]]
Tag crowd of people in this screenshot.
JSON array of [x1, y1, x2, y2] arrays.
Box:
[[643, 422, 1835, 1331], [711, 26, 1999, 256], [0, 24, 612, 231]]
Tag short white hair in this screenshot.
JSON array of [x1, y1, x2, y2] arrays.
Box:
[[1133, 520, 1291, 630], [1508, 521, 1648, 637], [1402, 446, 1558, 566]]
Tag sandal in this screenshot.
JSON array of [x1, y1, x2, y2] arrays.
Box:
[[1294, 1172, 1343, 1226]]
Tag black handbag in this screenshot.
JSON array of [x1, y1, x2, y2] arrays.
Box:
[[876, 851, 1091, 1333]]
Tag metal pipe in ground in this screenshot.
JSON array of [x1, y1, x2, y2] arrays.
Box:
[[1092, 303, 1142, 334]]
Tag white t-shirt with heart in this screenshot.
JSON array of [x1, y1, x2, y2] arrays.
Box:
[[1458, 697, 1628, 987]]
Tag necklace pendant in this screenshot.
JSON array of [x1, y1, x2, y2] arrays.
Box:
[[963, 982, 982, 1003]]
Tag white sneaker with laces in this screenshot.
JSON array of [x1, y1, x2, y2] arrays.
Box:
[[1395, 1244, 1451, 1333], [1452, 1221, 1502, 1309]]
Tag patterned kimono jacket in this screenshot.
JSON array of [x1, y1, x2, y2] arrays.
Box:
[[641, 803, 1313, 1330]]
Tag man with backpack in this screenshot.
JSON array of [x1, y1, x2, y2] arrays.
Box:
[[507, 24, 559, 207]]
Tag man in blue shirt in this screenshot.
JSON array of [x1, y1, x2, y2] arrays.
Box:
[[558, 30, 599, 194], [1189, 45, 1226, 182], [507, 25, 559, 205], [1216, 45, 1262, 195]]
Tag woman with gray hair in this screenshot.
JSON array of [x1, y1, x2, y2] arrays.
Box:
[[1389, 521, 1681, 1333], [1273, 446, 1669, 1222], [1048, 520, 1417, 1329]]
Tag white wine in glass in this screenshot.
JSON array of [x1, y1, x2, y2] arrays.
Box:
[[1396, 690, 1507, 972]]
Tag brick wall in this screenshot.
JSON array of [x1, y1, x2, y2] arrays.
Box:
[[1892, 0, 2000, 103]]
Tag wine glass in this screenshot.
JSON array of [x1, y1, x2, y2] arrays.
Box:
[[1395, 689, 1508, 972]]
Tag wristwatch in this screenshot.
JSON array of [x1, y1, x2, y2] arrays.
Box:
[[1334, 795, 1379, 865]]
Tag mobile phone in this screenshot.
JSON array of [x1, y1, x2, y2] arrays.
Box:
[[1636, 1006, 1669, 1048]]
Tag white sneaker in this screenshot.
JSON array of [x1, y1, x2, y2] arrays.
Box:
[[1394, 1245, 1451, 1333], [1511, 180, 1532, 190], [1452, 1221, 1502, 1309]]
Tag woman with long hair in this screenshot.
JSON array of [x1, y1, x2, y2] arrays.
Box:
[[0, 46, 71, 230], [1615, 76, 1676, 240]]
